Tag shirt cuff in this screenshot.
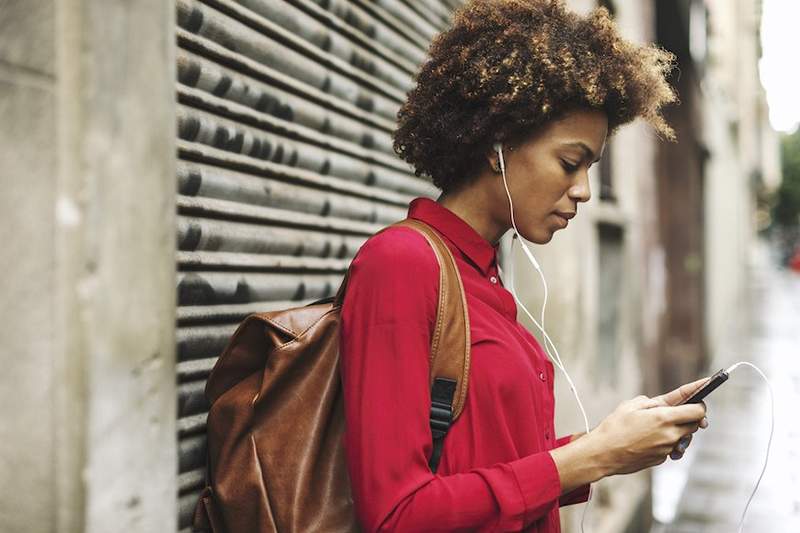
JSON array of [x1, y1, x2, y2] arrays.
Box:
[[508, 451, 562, 528], [555, 434, 573, 448]]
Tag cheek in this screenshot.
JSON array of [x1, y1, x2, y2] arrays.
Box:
[[508, 194, 544, 223], [514, 201, 554, 242], [512, 180, 560, 218], [520, 161, 564, 197], [510, 187, 565, 240]]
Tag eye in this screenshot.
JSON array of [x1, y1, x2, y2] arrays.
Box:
[[560, 159, 579, 173]]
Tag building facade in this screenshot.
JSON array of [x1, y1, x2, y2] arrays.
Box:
[[0, 0, 776, 531]]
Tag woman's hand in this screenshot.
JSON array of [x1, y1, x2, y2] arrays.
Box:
[[651, 378, 710, 461], [590, 377, 711, 473], [550, 379, 710, 494], [587, 393, 706, 475]]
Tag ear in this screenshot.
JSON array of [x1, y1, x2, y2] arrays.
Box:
[[485, 146, 501, 173]]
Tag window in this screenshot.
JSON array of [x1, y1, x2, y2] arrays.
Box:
[[599, 138, 616, 202], [596, 222, 624, 386]]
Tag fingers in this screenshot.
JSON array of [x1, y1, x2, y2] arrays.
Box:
[[670, 434, 693, 460], [652, 456, 669, 467], [669, 412, 712, 461], [653, 403, 706, 425], [653, 377, 710, 406], [698, 401, 708, 426]]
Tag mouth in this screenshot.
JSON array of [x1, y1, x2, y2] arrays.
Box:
[[553, 211, 575, 228]]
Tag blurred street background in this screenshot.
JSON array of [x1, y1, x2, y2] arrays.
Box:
[[1, 0, 799, 532], [651, 242, 800, 533]]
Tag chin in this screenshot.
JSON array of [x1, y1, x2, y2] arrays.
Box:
[[519, 228, 554, 245]]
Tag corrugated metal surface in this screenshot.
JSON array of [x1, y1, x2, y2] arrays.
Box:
[[174, 0, 460, 530]]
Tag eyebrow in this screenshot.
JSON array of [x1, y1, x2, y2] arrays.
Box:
[[562, 142, 602, 163]]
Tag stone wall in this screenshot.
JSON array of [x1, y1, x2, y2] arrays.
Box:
[[0, 1, 177, 531]]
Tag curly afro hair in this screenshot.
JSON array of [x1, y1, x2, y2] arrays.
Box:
[[393, 0, 678, 193]]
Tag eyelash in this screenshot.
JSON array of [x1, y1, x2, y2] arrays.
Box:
[[561, 160, 579, 173]]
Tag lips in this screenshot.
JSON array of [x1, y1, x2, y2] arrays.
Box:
[[552, 211, 574, 228]]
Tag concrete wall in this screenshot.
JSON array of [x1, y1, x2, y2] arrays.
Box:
[[0, 1, 58, 530], [0, 1, 177, 531]]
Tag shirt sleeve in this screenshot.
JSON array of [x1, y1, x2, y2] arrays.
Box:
[[554, 434, 591, 507], [339, 227, 564, 532]]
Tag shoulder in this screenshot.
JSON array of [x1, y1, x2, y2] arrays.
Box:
[[351, 225, 439, 277], [342, 226, 440, 325]]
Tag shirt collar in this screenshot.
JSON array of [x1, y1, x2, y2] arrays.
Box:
[[407, 197, 499, 276]]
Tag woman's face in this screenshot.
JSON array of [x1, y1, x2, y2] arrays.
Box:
[[490, 107, 608, 244]]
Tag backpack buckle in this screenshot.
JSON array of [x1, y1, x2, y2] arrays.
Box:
[[429, 377, 457, 472]]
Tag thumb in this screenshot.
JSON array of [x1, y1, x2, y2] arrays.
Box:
[[653, 378, 709, 407]]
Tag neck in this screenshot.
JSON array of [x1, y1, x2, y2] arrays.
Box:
[[436, 186, 509, 246]]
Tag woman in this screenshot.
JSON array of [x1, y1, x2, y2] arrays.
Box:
[[339, 1, 708, 531]]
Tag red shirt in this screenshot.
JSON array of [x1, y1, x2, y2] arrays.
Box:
[[340, 197, 590, 532]]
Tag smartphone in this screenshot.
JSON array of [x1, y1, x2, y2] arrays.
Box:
[[680, 368, 729, 405]]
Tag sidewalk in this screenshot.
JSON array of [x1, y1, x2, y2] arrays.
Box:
[[654, 244, 800, 533]]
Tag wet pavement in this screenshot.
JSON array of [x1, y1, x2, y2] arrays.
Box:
[[653, 244, 800, 533]]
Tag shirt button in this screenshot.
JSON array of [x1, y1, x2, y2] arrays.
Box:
[[545, 431, 550, 440], [538, 371, 546, 382], [489, 276, 498, 284]]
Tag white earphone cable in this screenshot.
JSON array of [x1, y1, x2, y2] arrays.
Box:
[[496, 143, 593, 532], [497, 143, 588, 428], [724, 361, 774, 533], [495, 144, 773, 533]]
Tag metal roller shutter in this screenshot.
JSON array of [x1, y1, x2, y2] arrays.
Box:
[[174, 0, 462, 530]]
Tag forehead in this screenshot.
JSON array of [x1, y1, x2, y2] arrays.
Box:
[[550, 108, 608, 141], [522, 108, 608, 155]]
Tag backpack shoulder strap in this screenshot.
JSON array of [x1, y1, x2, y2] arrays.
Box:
[[333, 217, 471, 473], [397, 219, 470, 474], [392, 219, 470, 418]]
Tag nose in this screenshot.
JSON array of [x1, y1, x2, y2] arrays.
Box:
[[568, 170, 591, 203]]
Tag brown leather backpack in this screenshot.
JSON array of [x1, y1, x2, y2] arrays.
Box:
[[192, 218, 472, 532]]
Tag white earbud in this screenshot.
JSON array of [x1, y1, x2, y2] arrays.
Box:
[[495, 141, 541, 271]]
